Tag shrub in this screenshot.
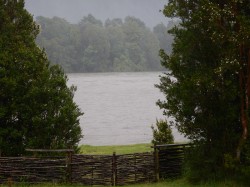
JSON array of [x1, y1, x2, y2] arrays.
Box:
[[151, 119, 174, 145]]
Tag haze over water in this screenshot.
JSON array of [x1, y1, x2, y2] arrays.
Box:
[[68, 72, 186, 145], [25, 0, 169, 28]]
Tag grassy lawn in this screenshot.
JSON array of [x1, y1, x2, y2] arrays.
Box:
[[134, 179, 244, 187], [125, 179, 244, 187], [2, 179, 244, 187], [79, 143, 153, 155]]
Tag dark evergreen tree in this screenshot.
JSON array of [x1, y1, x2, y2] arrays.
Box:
[[0, 0, 82, 156]]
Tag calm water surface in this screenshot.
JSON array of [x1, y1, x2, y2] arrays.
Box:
[[67, 72, 185, 145]]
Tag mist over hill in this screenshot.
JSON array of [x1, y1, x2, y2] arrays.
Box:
[[25, 0, 173, 73], [25, 0, 170, 28]]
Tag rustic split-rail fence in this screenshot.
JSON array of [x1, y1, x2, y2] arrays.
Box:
[[0, 144, 190, 186]]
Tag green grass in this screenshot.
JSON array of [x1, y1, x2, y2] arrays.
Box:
[[2, 179, 244, 187], [127, 179, 244, 187], [79, 143, 152, 155]]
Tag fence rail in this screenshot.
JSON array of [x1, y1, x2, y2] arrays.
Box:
[[0, 144, 189, 186]]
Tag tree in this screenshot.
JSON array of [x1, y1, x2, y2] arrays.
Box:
[[0, 0, 83, 156], [153, 22, 175, 55], [79, 23, 110, 72], [157, 0, 250, 180], [122, 16, 162, 71], [105, 18, 125, 69], [151, 119, 174, 145], [36, 16, 79, 73]]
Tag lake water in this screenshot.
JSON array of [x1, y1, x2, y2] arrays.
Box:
[[67, 72, 185, 145]]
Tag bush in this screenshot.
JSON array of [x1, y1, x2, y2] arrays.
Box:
[[151, 119, 174, 145]]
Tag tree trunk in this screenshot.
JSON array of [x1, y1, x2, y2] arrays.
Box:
[[236, 45, 249, 161]]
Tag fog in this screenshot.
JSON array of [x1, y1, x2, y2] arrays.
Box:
[[25, 0, 170, 28]]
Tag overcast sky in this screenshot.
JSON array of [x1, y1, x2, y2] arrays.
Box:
[[25, 0, 170, 28]]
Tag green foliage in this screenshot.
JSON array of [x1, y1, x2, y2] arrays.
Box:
[[157, 0, 250, 182], [153, 22, 174, 55], [151, 119, 174, 145], [35, 14, 171, 73], [0, 0, 83, 156]]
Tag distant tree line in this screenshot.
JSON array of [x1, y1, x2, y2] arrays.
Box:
[[36, 14, 174, 73]]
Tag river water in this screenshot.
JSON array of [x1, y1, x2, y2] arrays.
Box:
[[67, 72, 185, 145]]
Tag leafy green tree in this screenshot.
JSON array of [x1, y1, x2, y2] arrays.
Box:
[[80, 23, 110, 72], [151, 119, 174, 145], [157, 0, 250, 180], [0, 0, 82, 156], [140, 28, 162, 70], [153, 22, 175, 55], [36, 16, 79, 72], [105, 19, 126, 69], [122, 16, 162, 71], [79, 14, 103, 27]]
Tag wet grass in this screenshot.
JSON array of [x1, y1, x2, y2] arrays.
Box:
[[1, 179, 244, 187], [79, 143, 152, 155]]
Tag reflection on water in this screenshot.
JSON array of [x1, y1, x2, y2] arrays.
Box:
[[67, 72, 186, 145]]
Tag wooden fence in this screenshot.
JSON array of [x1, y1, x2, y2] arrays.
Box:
[[115, 152, 155, 185], [71, 152, 155, 186], [0, 144, 189, 186], [154, 144, 190, 180], [71, 154, 113, 185], [0, 156, 67, 184]]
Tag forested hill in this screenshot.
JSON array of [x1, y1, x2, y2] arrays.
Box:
[[36, 15, 174, 73]]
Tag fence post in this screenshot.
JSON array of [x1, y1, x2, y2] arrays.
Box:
[[66, 150, 73, 184], [134, 154, 137, 182], [154, 145, 160, 182], [112, 152, 117, 186]]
